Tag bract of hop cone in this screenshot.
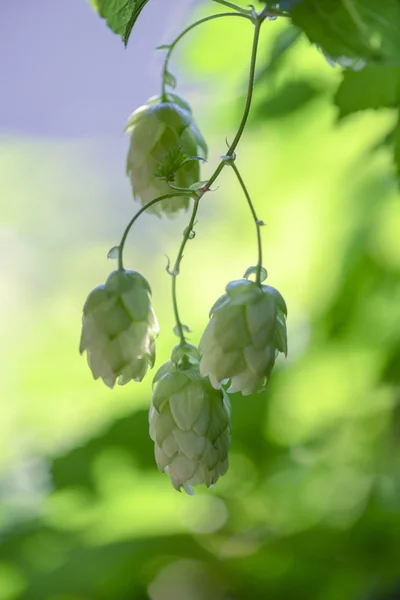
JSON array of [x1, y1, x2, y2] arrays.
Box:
[[149, 343, 231, 495], [199, 279, 287, 395], [125, 93, 207, 217], [80, 269, 159, 388]]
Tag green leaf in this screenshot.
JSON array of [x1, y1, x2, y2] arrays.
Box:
[[173, 324, 191, 338], [254, 80, 323, 121], [334, 64, 400, 176], [90, 0, 150, 46], [189, 180, 209, 191], [335, 65, 400, 118], [152, 361, 175, 388], [209, 293, 230, 317], [291, 0, 400, 65], [164, 70, 177, 90], [123, 0, 149, 45], [107, 245, 120, 260], [170, 343, 200, 367], [243, 265, 268, 283]]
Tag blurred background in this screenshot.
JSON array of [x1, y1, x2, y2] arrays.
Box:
[[1, 0, 400, 598]]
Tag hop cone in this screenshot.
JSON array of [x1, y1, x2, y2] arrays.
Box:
[[199, 280, 287, 395], [149, 344, 231, 494], [125, 93, 207, 217], [79, 269, 159, 388]]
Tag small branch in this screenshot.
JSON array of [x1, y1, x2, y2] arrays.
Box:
[[212, 0, 251, 15], [117, 192, 192, 271], [230, 161, 263, 285], [170, 196, 201, 345], [161, 11, 252, 100], [206, 16, 263, 188], [166, 12, 267, 335]]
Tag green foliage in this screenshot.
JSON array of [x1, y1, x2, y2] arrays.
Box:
[[335, 65, 400, 175], [291, 0, 400, 64], [335, 65, 400, 116], [89, 0, 150, 45]]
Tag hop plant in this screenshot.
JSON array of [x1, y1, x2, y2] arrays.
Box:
[[125, 93, 207, 217], [80, 4, 296, 492], [149, 344, 231, 494], [80, 269, 159, 388], [199, 279, 287, 395]]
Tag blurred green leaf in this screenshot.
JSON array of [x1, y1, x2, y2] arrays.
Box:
[[51, 410, 155, 493], [254, 80, 323, 120], [291, 0, 400, 64], [335, 65, 400, 175], [335, 65, 400, 118], [257, 25, 302, 79]]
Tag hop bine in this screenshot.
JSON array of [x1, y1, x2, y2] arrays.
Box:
[[125, 93, 207, 217], [149, 344, 231, 494], [199, 279, 287, 395], [79, 269, 159, 388]]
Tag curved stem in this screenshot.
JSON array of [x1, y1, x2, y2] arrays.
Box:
[[169, 17, 263, 341], [224, 17, 262, 158], [161, 12, 252, 100], [117, 192, 192, 271], [230, 161, 263, 285], [203, 16, 263, 189], [212, 0, 252, 15], [170, 196, 200, 344], [171, 275, 184, 343]]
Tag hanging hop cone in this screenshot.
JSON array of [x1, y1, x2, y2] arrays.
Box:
[[149, 344, 231, 494], [199, 279, 287, 396], [79, 269, 159, 388], [125, 93, 207, 217]]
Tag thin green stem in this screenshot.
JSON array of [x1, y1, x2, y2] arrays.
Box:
[[204, 16, 263, 189], [170, 196, 201, 344], [170, 15, 264, 341], [161, 12, 252, 100], [171, 275, 184, 343], [212, 0, 251, 15], [225, 17, 262, 158], [117, 192, 192, 271], [231, 161, 263, 285]]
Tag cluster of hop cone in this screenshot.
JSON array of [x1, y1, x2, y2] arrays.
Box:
[[79, 94, 287, 495]]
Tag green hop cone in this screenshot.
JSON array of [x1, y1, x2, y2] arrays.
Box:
[[125, 93, 207, 217], [199, 280, 287, 395], [149, 344, 231, 494], [79, 269, 159, 388]]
